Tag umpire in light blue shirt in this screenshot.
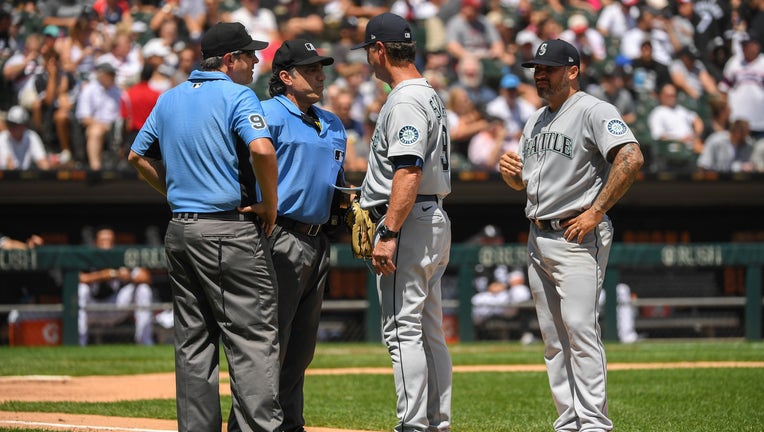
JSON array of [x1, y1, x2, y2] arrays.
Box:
[[261, 38, 347, 432], [128, 22, 282, 432]]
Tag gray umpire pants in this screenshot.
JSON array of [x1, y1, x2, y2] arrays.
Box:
[[269, 224, 330, 432], [165, 217, 282, 432]]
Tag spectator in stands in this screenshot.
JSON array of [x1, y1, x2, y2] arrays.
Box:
[[146, 18, 182, 71], [78, 225, 154, 346], [471, 267, 533, 342], [29, 47, 77, 166], [129, 0, 160, 46], [596, 0, 638, 39], [702, 94, 730, 140], [0, 232, 43, 249], [0, 105, 50, 170], [620, 7, 673, 66], [453, 54, 496, 109], [598, 283, 640, 344], [648, 82, 705, 154], [2, 33, 46, 109], [229, 0, 280, 83], [37, 0, 84, 30], [170, 45, 197, 87], [141, 39, 173, 93], [150, 0, 206, 44], [446, 85, 488, 170], [720, 30, 764, 140], [445, 0, 506, 63], [92, 0, 132, 30], [630, 39, 672, 99], [275, 0, 326, 41], [58, 8, 104, 82], [75, 62, 122, 170], [691, 0, 732, 64], [697, 118, 755, 173], [703, 36, 731, 84], [560, 13, 606, 63], [671, 0, 696, 51], [669, 45, 720, 106], [588, 63, 637, 125], [120, 64, 161, 160], [485, 73, 536, 155], [95, 28, 143, 89], [467, 114, 505, 171]]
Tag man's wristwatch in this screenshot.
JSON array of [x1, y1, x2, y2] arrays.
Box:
[[377, 225, 398, 239]]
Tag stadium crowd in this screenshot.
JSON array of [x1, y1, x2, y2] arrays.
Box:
[[1, 0, 763, 174]]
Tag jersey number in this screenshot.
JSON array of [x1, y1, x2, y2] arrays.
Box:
[[248, 114, 266, 130]]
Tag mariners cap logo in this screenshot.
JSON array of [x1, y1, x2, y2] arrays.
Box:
[[521, 39, 580, 68]]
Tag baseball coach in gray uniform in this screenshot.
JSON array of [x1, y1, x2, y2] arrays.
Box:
[[353, 12, 453, 432], [499, 39, 644, 432], [128, 22, 282, 432]]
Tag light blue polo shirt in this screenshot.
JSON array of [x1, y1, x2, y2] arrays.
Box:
[[261, 94, 347, 225], [131, 70, 272, 213]]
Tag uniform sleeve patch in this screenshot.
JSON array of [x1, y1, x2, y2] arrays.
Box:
[[606, 119, 628, 136], [249, 114, 267, 130], [398, 125, 421, 146]]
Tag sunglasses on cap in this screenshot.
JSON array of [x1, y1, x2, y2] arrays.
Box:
[[231, 49, 257, 58]]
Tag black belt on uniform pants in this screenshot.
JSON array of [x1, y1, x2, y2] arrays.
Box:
[[369, 194, 438, 223], [530, 215, 578, 232], [276, 216, 321, 236], [172, 210, 257, 221]]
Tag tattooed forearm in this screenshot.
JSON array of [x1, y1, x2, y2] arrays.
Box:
[[592, 143, 644, 214]]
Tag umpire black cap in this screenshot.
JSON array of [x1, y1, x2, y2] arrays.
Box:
[[273, 39, 334, 71], [521, 39, 580, 68], [201, 22, 268, 58]]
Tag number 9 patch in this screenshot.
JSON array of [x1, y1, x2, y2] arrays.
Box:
[[249, 114, 267, 130], [398, 125, 421, 146]]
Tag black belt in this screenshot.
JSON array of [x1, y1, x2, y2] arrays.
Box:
[[276, 216, 321, 236], [530, 215, 577, 232], [172, 210, 256, 221], [369, 194, 438, 223]]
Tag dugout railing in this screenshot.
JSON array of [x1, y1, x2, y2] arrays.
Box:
[[1, 243, 762, 345]]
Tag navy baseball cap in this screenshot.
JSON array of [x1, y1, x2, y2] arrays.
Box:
[[201, 22, 268, 58], [521, 39, 580, 68], [351, 13, 413, 50], [273, 39, 334, 71]]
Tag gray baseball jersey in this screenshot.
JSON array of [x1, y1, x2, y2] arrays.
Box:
[[520, 91, 637, 220], [361, 77, 453, 432], [360, 78, 451, 208]]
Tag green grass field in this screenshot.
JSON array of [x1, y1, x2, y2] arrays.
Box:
[[1, 341, 763, 432]]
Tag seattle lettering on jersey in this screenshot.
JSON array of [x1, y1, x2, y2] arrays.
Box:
[[523, 131, 574, 159]]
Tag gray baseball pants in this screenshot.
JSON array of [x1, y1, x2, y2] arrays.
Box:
[[377, 201, 452, 432], [527, 217, 614, 432], [165, 217, 282, 432], [269, 225, 330, 432]]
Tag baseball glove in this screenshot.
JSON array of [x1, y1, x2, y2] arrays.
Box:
[[345, 198, 374, 259]]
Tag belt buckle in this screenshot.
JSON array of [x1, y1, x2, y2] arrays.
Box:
[[307, 224, 320, 236], [550, 219, 562, 231]]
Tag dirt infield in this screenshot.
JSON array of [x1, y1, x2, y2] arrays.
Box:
[[2, 362, 763, 432]]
